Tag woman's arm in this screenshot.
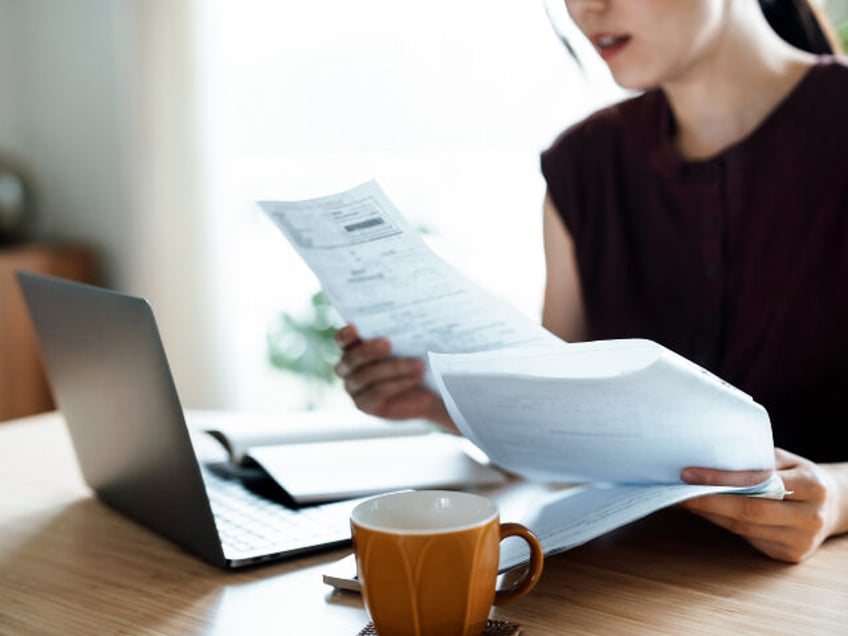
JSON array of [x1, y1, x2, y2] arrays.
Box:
[[541, 191, 589, 342]]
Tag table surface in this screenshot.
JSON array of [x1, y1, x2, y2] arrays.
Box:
[[2, 412, 847, 635]]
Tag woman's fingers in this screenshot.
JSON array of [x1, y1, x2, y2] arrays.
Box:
[[332, 325, 435, 421], [354, 378, 428, 415], [680, 466, 774, 488], [681, 495, 787, 531], [334, 324, 361, 350], [335, 338, 391, 378], [343, 357, 425, 396], [681, 499, 823, 563]]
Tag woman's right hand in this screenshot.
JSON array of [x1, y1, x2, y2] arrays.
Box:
[[334, 324, 456, 432]]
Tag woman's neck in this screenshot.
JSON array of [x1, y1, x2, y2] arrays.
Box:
[[662, 5, 817, 161]]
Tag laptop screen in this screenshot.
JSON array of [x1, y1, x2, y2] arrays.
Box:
[[17, 271, 226, 566]]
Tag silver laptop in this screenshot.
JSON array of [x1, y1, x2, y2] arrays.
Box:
[[17, 270, 361, 569]]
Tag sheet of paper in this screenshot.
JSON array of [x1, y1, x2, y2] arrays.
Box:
[[247, 433, 507, 504], [497, 476, 785, 570], [259, 180, 559, 387], [429, 340, 777, 484]]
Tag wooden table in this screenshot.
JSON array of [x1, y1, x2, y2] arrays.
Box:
[[2, 413, 846, 635]]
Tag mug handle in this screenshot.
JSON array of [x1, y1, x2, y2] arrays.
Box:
[[493, 522, 544, 605]]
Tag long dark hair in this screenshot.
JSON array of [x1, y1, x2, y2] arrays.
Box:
[[759, 0, 838, 54]]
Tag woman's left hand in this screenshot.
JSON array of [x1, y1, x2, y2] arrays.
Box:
[[678, 448, 840, 563]]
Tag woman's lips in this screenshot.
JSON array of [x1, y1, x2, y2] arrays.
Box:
[[590, 33, 631, 61]]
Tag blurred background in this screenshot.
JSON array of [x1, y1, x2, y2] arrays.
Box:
[[1, 0, 846, 419]]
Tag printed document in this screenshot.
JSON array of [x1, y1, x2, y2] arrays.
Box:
[[259, 180, 560, 387]]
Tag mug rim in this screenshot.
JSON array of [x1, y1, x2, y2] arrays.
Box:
[[351, 489, 499, 535]]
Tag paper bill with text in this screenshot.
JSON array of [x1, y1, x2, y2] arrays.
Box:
[[259, 179, 560, 387]]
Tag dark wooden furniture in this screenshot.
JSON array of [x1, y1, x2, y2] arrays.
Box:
[[0, 243, 98, 420]]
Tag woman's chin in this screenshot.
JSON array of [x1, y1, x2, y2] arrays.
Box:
[[601, 58, 663, 91], [608, 70, 658, 92]]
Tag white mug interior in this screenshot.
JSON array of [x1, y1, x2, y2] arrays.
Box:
[[351, 490, 498, 534]]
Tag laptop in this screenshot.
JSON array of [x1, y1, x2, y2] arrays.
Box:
[[16, 270, 362, 569]]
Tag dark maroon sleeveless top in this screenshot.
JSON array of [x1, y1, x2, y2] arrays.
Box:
[[541, 57, 848, 462]]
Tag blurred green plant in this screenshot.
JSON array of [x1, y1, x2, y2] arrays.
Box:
[[266, 223, 436, 408], [840, 21, 848, 52], [267, 291, 344, 406]]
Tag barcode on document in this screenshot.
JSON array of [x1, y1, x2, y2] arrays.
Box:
[[344, 217, 385, 232]]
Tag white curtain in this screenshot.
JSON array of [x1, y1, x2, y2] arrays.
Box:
[[124, 0, 230, 408], [190, 0, 624, 411]]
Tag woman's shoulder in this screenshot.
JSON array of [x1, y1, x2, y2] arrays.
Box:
[[784, 55, 848, 145], [540, 91, 667, 232], [542, 90, 664, 167], [803, 55, 848, 110], [814, 54, 848, 80]]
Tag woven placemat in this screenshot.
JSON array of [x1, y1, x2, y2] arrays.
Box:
[[357, 618, 521, 635]]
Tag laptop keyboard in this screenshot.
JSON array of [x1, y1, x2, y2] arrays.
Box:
[[202, 468, 356, 557]]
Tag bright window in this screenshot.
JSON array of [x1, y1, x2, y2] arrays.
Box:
[[193, 0, 624, 410]]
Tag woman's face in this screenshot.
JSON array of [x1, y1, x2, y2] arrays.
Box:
[[564, 0, 729, 90]]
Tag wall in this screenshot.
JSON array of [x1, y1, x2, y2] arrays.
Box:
[[0, 1, 24, 159], [824, 0, 848, 25], [0, 0, 227, 409]]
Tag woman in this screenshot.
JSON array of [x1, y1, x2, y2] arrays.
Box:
[[333, 0, 848, 563]]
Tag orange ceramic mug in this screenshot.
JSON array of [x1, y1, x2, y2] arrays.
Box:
[[351, 490, 544, 636]]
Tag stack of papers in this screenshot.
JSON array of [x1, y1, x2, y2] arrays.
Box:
[[259, 180, 786, 563]]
